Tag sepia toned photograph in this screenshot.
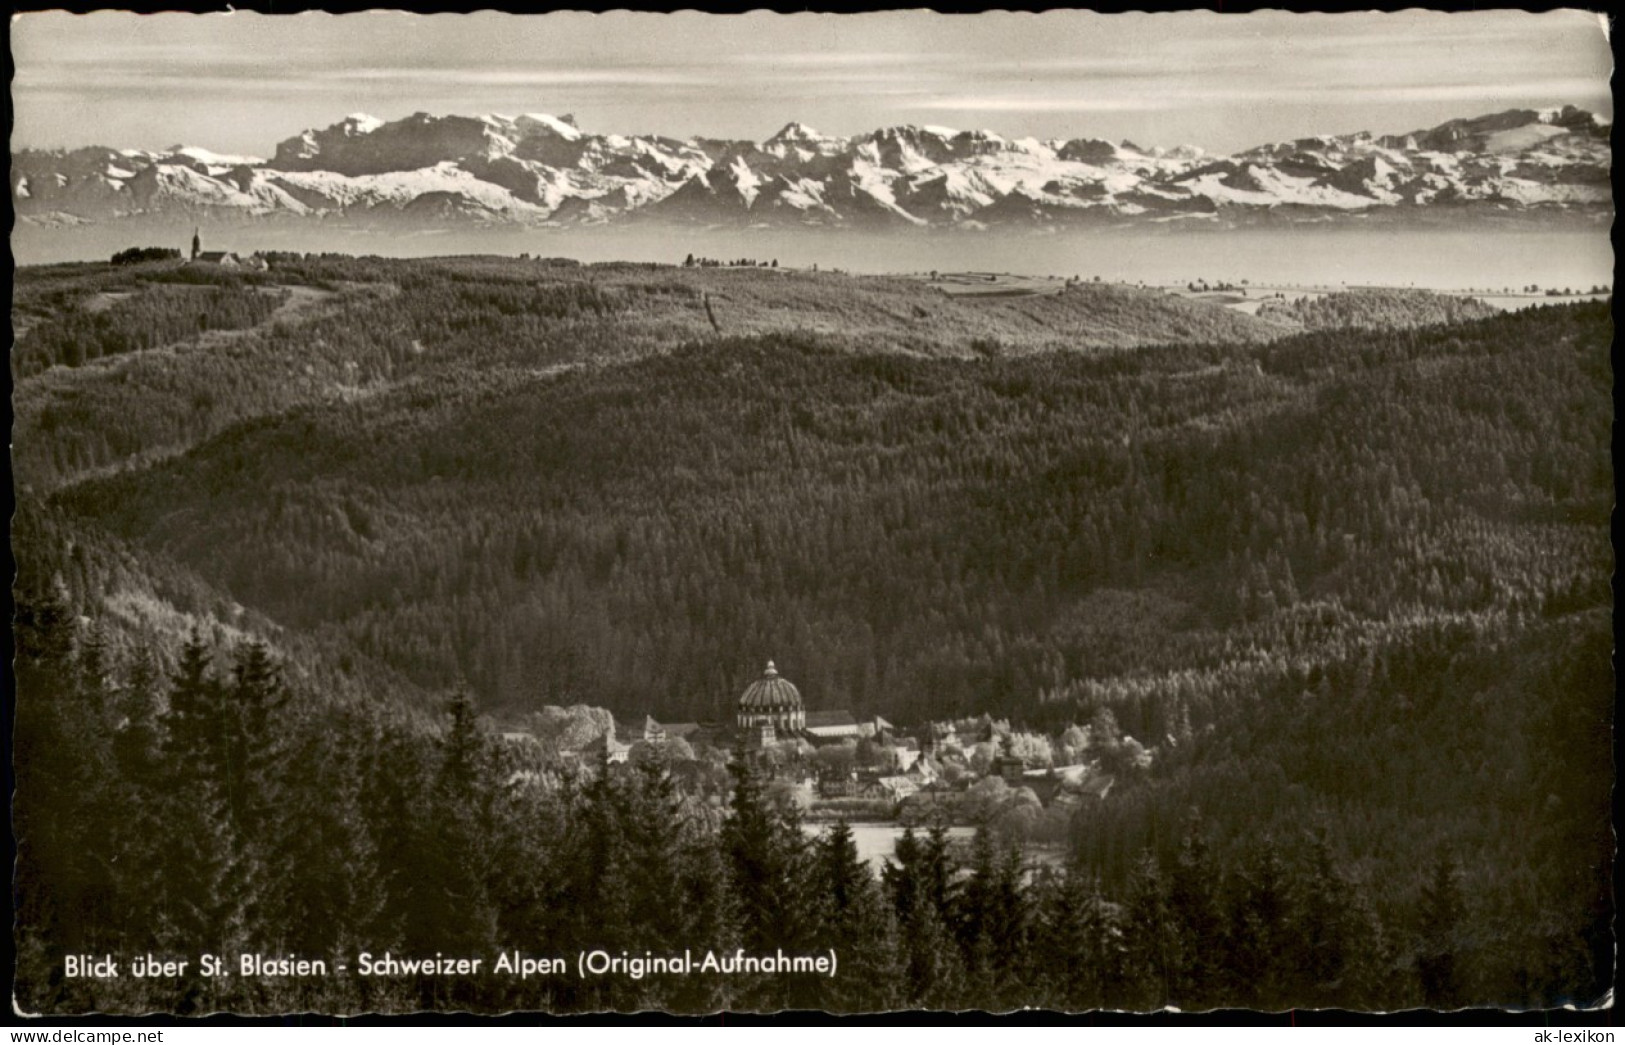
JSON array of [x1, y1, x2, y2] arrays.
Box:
[[8, 8, 1615, 1019]]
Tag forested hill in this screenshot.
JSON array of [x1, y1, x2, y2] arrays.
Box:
[[19, 264, 1608, 727], [15, 256, 1507, 495], [11, 256, 1284, 489], [1259, 286, 1501, 330]]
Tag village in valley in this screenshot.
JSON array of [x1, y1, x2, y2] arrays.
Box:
[[494, 660, 1151, 855]]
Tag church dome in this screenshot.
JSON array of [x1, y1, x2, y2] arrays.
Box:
[[740, 661, 802, 713]]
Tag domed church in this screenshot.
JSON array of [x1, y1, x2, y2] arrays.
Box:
[[738, 661, 804, 746]]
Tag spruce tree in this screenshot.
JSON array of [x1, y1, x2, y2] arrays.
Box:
[[810, 821, 904, 1012], [721, 745, 807, 952], [558, 752, 638, 1011], [1340, 874, 1407, 1010], [623, 759, 695, 953], [672, 831, 740, 1014], [272, 710, 395, 1012], [954, 825, 1029, 1009], [1122, 851, 1175, 1010], [920, 820, 959, 919], [1416, 848, 1466, 1008], [222, 641, 291, 944], [883, 826, 924, 924], [884, 820, 968, 1010], [1291, 829, 1353, 1005], [403, 687, 500, 1009], [1035, 859, 1121, 1010], [13, 582, 85, 1012], [1225, 839, 1293, 1009], [109, 649, 170, 953], [956, 824, 1000, 996], [159, 632, 252, 1013], [720, 744, 814, 1010], [59, 623, 121, 952], [1166, 812, 1224, 1008], [900, 895, 968, 1010]]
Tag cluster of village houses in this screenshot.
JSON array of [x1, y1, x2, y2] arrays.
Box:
[[499, 662, 1148, 811]]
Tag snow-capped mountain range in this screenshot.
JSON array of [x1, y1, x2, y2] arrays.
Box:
[[11, 106, 1611, 232]]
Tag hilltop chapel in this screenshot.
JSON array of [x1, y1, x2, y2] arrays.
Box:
[[187, 227, 246, 266]]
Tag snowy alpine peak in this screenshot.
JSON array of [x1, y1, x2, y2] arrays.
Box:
[[163, 145, 267, 167], [11, 105, 1611, 234], [341, 113, 386, 135], [867, 124, 955, 144], [761, 121, 849, 161], [1056, 137, 1124, 165], [767, 121, 831, 144], [513, 113, 584, 141]]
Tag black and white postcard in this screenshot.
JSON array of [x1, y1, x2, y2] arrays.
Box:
[[9, 8, 1614, 1018]]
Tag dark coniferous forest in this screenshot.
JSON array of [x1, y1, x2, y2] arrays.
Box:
[[10, 254, 1613, 1014]]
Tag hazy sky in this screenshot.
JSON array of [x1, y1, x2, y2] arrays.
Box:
[[10, 10, 1614, 156]]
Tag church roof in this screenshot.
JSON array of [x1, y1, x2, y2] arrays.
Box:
[[805, 709, 856, 730], [739, 661, 802, 712]]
